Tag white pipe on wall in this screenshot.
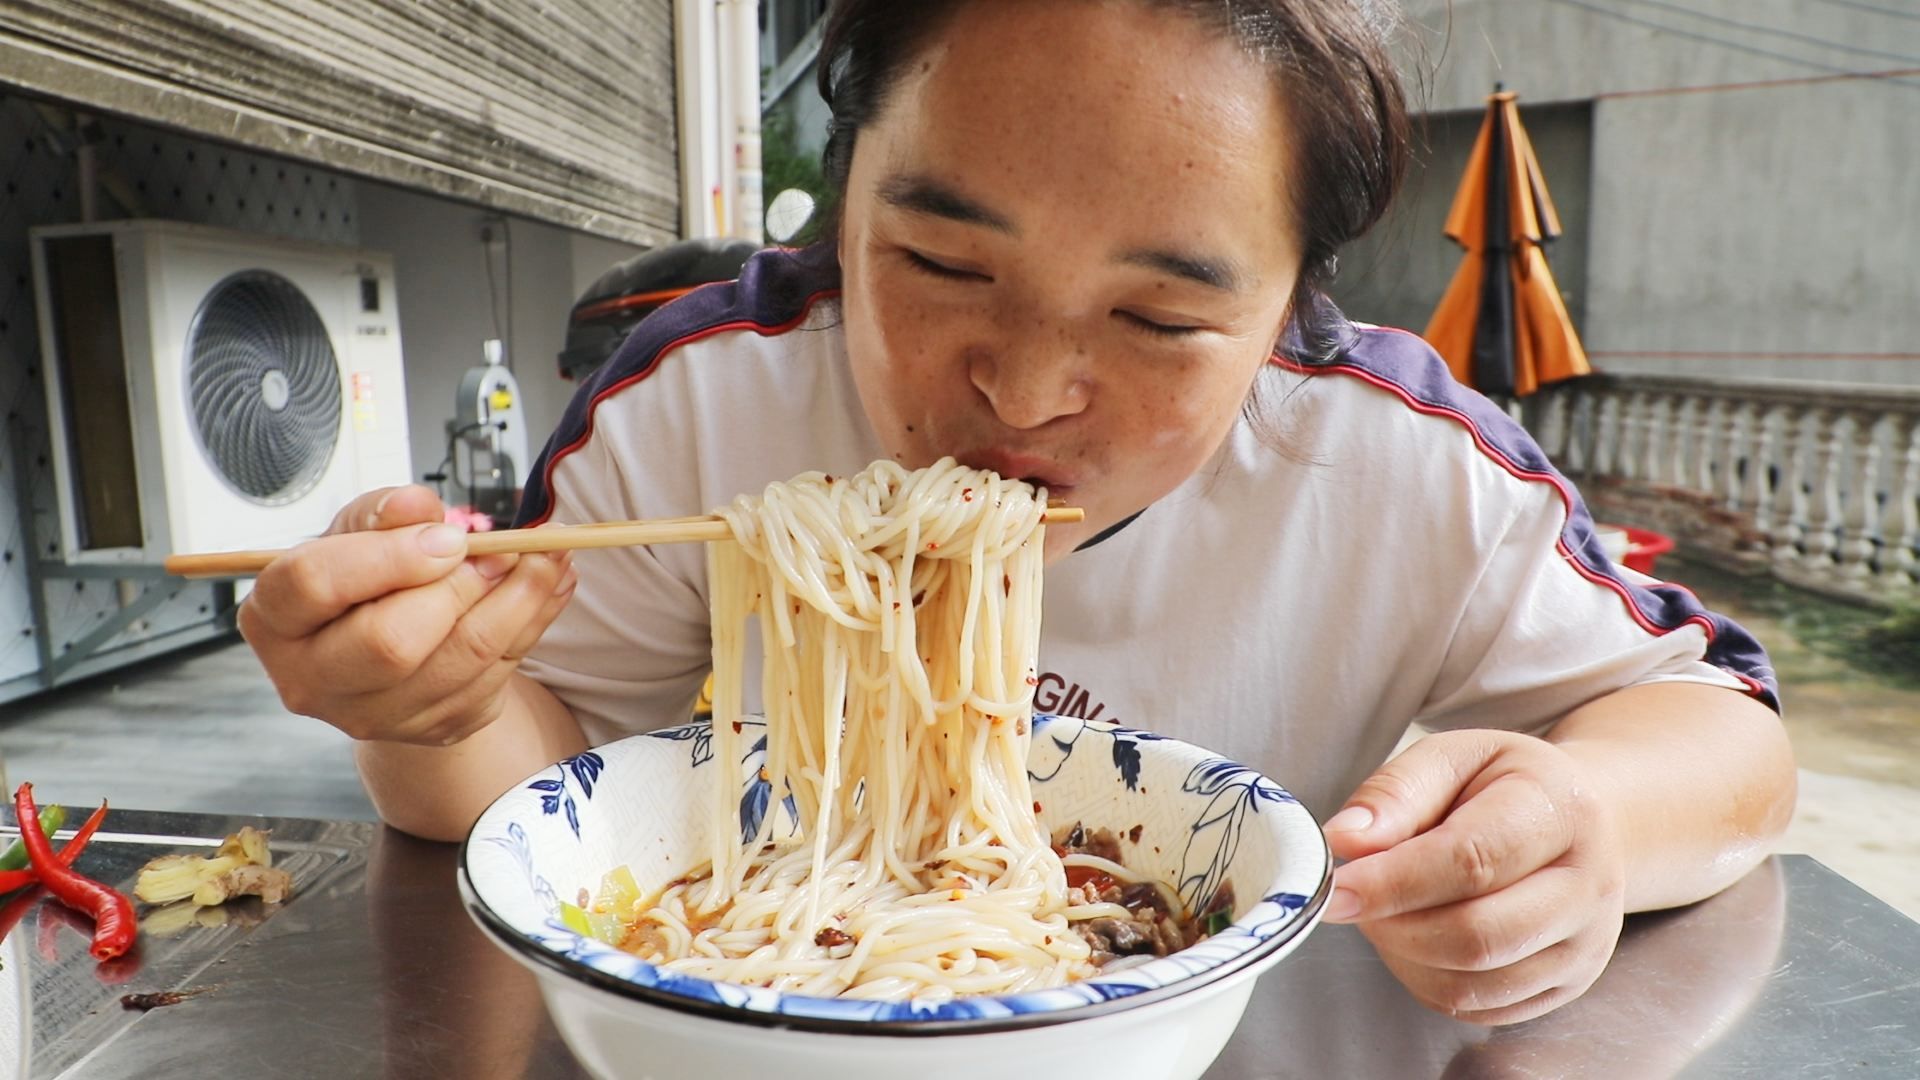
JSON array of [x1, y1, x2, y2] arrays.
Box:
[[675, 0, 724, 239], [720, 0, 764, 244]]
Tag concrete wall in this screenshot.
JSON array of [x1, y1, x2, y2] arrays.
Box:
[[1398, 0, 1916, 108], [1332, 102, 1594, 339], [1361, 0, 1920, 387], [1584, 79, 1920, 386], [354, 184, 642, 497]]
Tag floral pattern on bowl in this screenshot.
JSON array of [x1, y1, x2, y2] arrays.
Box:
[[461, 714, 1331, 1031]]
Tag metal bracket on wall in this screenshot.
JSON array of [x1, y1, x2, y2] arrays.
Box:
[[7, 418, 229, 692], [42, 572, 178, 686]]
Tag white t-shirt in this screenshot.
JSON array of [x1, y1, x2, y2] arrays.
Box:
[[519, 251, 1777, 817]]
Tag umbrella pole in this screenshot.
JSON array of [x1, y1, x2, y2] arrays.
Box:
[[1470, 93, 1517, 398]]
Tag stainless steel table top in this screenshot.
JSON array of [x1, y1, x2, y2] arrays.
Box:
[[3, 810, 1916, 1079]]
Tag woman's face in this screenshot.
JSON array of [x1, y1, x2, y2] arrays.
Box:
[[839, 0, 1303, 558]]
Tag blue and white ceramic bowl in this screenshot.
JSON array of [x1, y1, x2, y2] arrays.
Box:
[[460, 715, 1331, 1080]]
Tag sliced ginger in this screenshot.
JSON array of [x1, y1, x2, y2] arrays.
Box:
[[134, 827, 293, 908]]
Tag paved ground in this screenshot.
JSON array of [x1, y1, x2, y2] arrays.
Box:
[[3, 563, 1915, 920], [0, 640, 375, 821], [1658, 557, 1920, 920]]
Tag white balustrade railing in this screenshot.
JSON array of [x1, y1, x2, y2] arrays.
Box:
[[1526, 374, 1920, 601]]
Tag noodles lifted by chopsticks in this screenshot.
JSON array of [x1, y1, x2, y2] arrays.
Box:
[[626, 457, 1107, 1002]]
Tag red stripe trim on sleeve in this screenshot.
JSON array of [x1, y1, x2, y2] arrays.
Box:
[[522, 289, 842, 528], [1272, 349, 1770, 703]]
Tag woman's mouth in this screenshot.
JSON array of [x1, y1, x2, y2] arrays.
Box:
[[1032, 480, 1075, 503], [958, 450, 1079, 497]]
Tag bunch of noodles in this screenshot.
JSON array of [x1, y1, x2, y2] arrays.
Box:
[[622, 458, 1126, 1002]]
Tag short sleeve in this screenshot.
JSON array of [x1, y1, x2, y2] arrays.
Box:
[[507, 248, 853, 747], [1416, 474, 1775, 734], [518, 425, 712, 747]]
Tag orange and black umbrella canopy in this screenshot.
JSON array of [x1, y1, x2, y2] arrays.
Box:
[[1424, 88, 1591, 398]]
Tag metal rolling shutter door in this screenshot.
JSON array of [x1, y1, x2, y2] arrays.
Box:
[[0, 0, 679, 245]]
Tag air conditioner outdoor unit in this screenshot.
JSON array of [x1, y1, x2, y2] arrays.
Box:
[[29, 219, 411, 565]]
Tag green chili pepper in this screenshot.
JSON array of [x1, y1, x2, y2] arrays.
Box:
[[0, 805, 66, 873]]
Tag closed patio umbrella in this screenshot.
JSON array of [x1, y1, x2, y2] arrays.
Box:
[[1424, 88, 1591, 397]]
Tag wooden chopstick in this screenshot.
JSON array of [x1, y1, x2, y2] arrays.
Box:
[[162, 506, 1087, 579]]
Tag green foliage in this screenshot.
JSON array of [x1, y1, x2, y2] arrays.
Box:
[[1663, 556, 1920, 692], [761, 109, 834, 244], [1851, 602, 1920, 683]]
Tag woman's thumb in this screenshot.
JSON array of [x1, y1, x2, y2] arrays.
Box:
[[1322, 731, 1497, 860]]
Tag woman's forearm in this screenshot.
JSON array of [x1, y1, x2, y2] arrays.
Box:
[[1549, 680, 1796, 913], [354, 671, 589, 842]]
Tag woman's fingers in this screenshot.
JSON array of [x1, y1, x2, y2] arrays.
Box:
[[371, 654, 524, 746], [1323, 731, 1630, 1028], [324, 484, 445, 536], [295, 558, 514, 699], [324, 552, 574, 744], [239, 487, 566, 748], [250, 483, 459, 649], [1362, 860, 1622, 1024], [1327, 769, 1580, 923], [434, 553, 571, 674], [405, 558, 575, 745], [1374, 934, 1608, 1026], [1324, 731, 1515, 861], [505, 556, 579, 660], [243, 524, 472, 642], [1356, 864, 1593, 973]]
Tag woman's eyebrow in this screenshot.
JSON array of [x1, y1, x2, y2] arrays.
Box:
[[877, 174, 1017, 234], [1119, 249, 1245, 293], [876, 173, 1242, 292]]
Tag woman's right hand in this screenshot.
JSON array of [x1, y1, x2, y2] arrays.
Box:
[[239, 485, 577, 746]]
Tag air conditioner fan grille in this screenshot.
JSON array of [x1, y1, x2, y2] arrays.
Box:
[[186, 270, 342, 504]]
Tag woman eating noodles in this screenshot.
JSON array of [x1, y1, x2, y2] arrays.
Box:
[[237, 0, 1795, 1026]]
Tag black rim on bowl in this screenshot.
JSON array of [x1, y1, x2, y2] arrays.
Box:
[[456, 841, 1332, 1038]]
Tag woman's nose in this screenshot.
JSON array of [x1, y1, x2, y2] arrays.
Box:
[[967, 336, 1092, 431]]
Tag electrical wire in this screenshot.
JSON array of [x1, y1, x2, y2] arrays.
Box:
[[502, 217, 515, 372], [435, 421, 491, 504], [482, 225, 506, 347], [1545, 0, 1920, 89], [479, 218, 516, 372], [1620, 0, 1920, 67], [1808, 0, 1920, 23]]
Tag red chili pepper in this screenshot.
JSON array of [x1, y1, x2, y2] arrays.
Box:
[[13, 784, 136, 961], [64, 801, 109, 854], [38, 897, 135, 983], [0, 800, 109, 894]]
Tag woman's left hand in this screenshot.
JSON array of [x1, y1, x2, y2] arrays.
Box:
[[1321, 729, 1629, 1026]]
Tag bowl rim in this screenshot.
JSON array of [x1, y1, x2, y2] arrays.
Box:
[[458, 718, 1332, 1037], [458, 857, 1329, 1037]]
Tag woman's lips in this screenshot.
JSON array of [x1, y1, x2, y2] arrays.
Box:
[[959, 450, 1080, 493]]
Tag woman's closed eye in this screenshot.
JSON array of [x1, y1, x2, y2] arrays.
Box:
[[904, 249, 993, 283], [1116, 310, 1204, 338]]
